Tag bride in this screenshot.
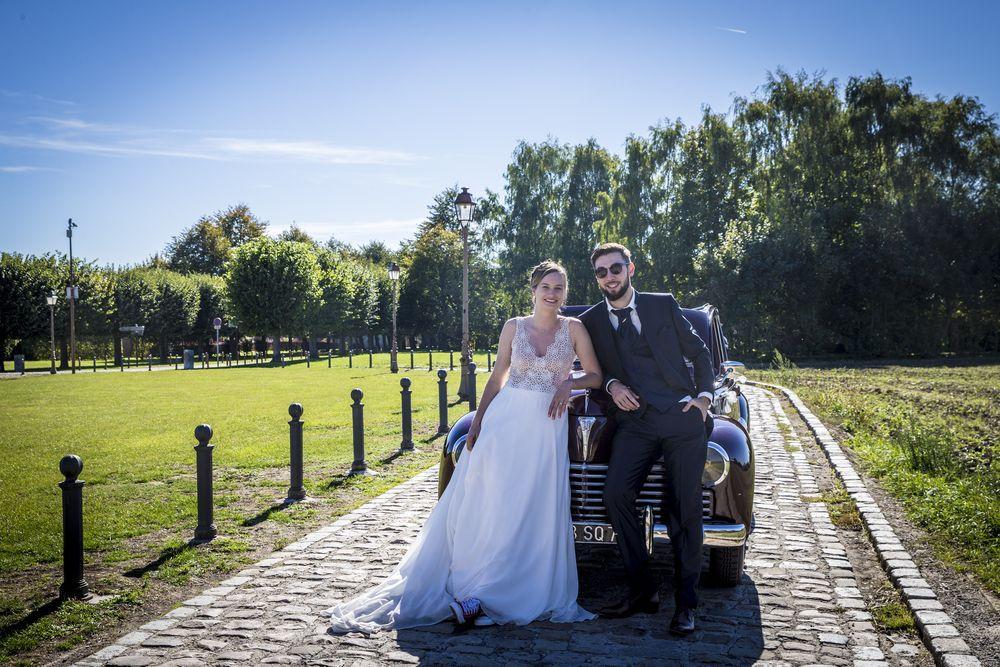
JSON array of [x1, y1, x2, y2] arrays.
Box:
[[323, 260, 603, 631]]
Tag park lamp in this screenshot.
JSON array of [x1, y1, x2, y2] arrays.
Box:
[[454, 187, 475, 230], [46, 292, 57, 307], [388, 262, 400, 281]]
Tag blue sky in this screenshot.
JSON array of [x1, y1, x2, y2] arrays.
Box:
[[2, 0, 998, 265]]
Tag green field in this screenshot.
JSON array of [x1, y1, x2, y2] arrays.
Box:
[[0, 362, 479, 662], [751, 360, 1000, 594]]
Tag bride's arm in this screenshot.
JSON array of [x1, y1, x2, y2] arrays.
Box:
[[547, 319, 604, 419], [466, 319, 515, 450]]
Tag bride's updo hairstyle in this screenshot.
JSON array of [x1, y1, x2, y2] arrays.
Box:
[[529, 260, 569, 305]]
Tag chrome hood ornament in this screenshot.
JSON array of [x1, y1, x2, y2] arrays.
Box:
[[577, 416, 596, 462]]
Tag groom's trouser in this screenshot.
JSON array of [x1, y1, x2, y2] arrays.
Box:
[[602, 402, 709, 609]]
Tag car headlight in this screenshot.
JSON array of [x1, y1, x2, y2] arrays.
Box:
[[450, 435, 467, 465], [702, 442, 730, 487]]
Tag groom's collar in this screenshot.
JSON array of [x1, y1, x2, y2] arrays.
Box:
[[605, 287, 637, 313]]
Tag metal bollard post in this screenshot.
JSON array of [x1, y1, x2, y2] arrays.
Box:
[[449, 350, 454, 371], [348, 349, 353, 368], [58, 455, 91, 600], [428, 350, 433, 371], [306, 353, 310, 368], [368, 349, 373, 368], [286, 404, 307, 501], [93, 356, 96, 372], [349, 389, 374, 475], [468, 362, 478, 411], [148, 355, 152, 371], [193, 424, 217, 542], [437, 369, 449, 433], [281, 353, 286, 368], [400, 378, 414, 451], [409, 348, 414, 370], [487, 350, 492, 371], [328, 348, 332, 368]]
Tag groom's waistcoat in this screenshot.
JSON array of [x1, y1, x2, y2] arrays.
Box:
[[613, 326, 688, 413]]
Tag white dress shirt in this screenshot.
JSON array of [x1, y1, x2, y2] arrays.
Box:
[[604, 288, 714, 405]]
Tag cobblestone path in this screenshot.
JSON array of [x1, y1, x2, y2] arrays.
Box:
[[76, 386, 935, 666]]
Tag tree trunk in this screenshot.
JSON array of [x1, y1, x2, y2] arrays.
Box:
[[309, 337, 319, 359], [272, 334, 282, 364], [59, 338, 69, 370], [113, 334, 123, 366]]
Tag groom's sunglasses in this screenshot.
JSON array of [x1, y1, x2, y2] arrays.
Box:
[[593, 262, 626, 279]]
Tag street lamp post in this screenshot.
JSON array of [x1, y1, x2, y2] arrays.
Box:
[[454, 188, 475, 399], [66, 218, 78, 374], [388, 262, 401, 373], [213, 317, 222, 359], [47, 292, 58, 374]]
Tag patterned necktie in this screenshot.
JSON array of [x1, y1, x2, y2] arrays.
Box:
[[611, 307, 638, 343]]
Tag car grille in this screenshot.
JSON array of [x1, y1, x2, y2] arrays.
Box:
[[570, 463, 714, 523]]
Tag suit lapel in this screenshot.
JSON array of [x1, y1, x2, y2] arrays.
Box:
[[590, 301, 628, 384], [635, 292, 687, 384]]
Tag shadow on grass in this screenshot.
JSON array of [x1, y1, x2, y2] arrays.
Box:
[[0, 597, 61, 641], [241, 502, 292, 527], [123, 540, 199, 579]]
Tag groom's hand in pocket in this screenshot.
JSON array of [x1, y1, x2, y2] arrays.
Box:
[[682, 396, 711, 422], [609, 380, 641, 412]]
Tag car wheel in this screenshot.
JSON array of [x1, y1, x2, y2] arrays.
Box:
[[708, 544, 745, 587]]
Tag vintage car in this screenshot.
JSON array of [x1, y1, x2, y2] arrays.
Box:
[[438, 303, 754, 586]]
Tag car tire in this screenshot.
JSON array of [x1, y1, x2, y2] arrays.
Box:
[[708, 544, 745, 587]]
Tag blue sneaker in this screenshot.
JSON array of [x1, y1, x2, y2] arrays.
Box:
[[449, 597, 483, 624]]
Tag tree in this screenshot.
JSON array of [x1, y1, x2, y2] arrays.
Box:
[[225, 237, 321, 362], [277, 224, 317, 246], [0, 253, 51, 370], [165, 219, 231, 275], [143, 269, 200, 361], [166, 204, 268, 276]]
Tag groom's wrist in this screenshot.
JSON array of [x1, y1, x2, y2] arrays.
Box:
[[604, 378, 620, 393]]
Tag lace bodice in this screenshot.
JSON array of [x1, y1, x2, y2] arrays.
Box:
[[507, 316, 575, 394]]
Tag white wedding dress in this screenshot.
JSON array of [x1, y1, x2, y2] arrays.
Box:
[[323, 316, 595, 632]]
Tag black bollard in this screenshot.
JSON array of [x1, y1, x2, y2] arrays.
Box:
[[368, 349, 373, 368], [409, 348, 414, 370], [348, 349, 353, 368], [487, 350, 492, 371], [328, 348, 332, 368], [193, 424, 217, 542], [449, 350, 454, 371], [58, 455, 91, 600], [286, 404, 306, 501], [428, 350, 433, 371], [348, 389, 373, 475], [306, 354, 310, 368], [148, 355, 152, 371], [437, 369, 449, 434], [400, 378, 414, 451], [468, 362, 478, 411], [93, 356, 97, 373]]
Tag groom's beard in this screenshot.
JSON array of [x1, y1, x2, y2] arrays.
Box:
[[600, 273, 631, 302]]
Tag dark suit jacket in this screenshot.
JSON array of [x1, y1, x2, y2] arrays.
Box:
[[580, 292, 715, 420]]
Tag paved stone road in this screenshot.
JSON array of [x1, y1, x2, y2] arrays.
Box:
[[76, 386, 934, 666]]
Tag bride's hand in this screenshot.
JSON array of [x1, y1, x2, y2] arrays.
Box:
[[466, 419, 482, 451], [548, 379, 573, 419]]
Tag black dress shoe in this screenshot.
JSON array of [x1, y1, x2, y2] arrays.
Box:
[[669, 607, 695, 636], [598, 590, 659, 619]]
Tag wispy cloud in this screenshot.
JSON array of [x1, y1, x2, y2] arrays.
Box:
[[0, 165, 62, 173], [2, 115, 423, 167], [206, 138, 422, 165], [0, 88, 77, 108], [0, 134, 223, 161], [714, 26, 748, 34]]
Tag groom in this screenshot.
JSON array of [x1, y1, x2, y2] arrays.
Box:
[[579, 243, 715, 636]]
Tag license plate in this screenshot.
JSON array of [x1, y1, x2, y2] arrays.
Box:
[[573, 523, 617, 544]]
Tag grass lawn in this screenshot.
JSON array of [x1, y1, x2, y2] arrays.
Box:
[[6, 349, 497, 374], [0, 362, 479, 663], [750, 359, 1000, 594]]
